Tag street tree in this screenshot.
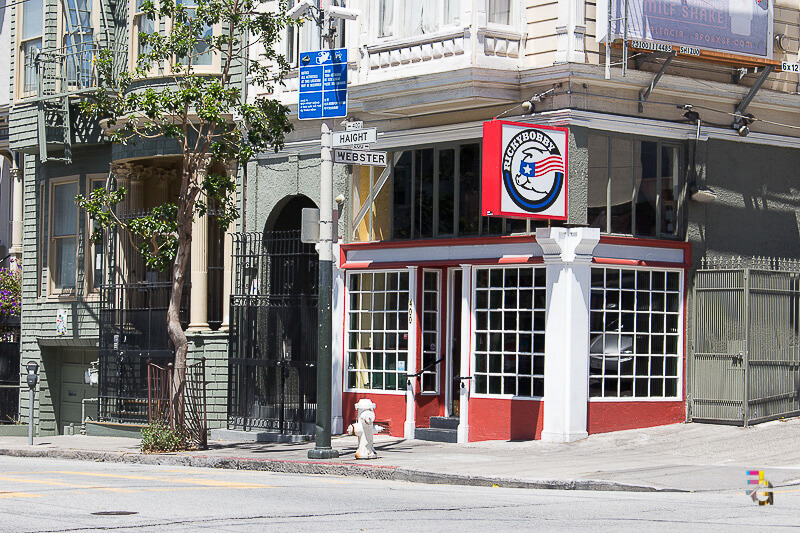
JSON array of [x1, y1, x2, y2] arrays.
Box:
[[77, 0, 294, 427]]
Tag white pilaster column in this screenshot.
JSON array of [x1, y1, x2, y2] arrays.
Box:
[[457, 264, 472, 444], [331, 250, 344, 435], [221, 161, 236, 331], [404, 266, 418, 439], [555, 0, 587, 63], [110, 163, 135, 285], [9, 166, 23, 269], [188, 162, 210, 331], [537, 227, 599, 443]]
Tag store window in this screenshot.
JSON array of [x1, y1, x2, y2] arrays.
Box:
[[50, 180, 79, 295], [351, 142, 536, 242], [346, 271, 409, 391], [377, 0, 459, 39], [588, 134, 683, 238], [589, 267, 682, 398], [20, 0, 43, 96], [473, 266, 546, 397]]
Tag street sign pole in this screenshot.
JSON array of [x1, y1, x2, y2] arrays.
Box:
[[308, 0, 339, 460]]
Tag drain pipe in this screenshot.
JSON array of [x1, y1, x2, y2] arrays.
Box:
[[81, 398, 99, 435]]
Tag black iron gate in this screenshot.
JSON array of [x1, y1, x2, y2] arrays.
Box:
[[98, 205, 188, 424], [228, 231, 317, 434], [0, 316, 20, 424]]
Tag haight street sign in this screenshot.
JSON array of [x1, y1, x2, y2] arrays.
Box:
[[333, 149, 388, 167], [331, 128, 378, 147], [482, 120, 568, 221]]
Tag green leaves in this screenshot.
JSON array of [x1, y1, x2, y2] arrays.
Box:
[[78, 0, 296, 275], [77, 187, 179, 273]]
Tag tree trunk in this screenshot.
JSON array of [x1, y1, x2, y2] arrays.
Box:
[[168, 163, 197, 430]]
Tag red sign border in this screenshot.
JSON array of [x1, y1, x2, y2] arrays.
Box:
[[482, 119, 569, 221]]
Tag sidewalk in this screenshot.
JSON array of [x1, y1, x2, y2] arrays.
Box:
[[1, 418, 799, 493]]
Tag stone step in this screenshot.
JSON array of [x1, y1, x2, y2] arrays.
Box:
[[429, 416, 459, 430], [415, 427, 458, 443]]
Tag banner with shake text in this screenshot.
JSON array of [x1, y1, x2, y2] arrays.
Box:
[[598, 0, 772, 59]]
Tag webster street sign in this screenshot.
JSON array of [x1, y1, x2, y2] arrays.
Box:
[[331, 128, 378, 146], [333, 149, 387, 166]]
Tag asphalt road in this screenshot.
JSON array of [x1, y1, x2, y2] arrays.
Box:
[[0, 456, 798, 532]]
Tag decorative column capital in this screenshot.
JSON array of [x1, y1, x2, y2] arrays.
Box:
[[535, 227, 599, 264], [10, 168, 22, 182]]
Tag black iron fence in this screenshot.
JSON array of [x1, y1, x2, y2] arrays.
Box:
[[0, 316, 20, 424], [228, 231, 318, 434]]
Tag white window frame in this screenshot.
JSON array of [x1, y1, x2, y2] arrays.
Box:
[[84, 175, 107, 298], [471, 264, 547, 400], [372, 0, 462, 43], [17, 0, 45, 99], [588, 265, 684, 402], [345, 269, 411, 394], [420, 269, 441, 395], [484, 0, 515, 29], [129, 0, 158, 71], [48, 177, 80, 299]]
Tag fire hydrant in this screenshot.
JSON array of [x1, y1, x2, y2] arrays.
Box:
[[347, 399, 383, 459]]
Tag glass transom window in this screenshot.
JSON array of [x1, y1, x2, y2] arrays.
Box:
[[347, 271, 409, 391], [473, 266, 546, 397], [590, 267, 682, 398]]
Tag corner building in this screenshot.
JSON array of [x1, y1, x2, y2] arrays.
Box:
[[250, 0, 800, 443]]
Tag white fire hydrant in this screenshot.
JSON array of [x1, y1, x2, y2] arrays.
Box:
[[347, 398, 384, 459]]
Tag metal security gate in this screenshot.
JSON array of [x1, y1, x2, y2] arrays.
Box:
[[98, 205, 189, 424], [228, 231, 317, 435], [692, 257, 800, 426], [0, 317, 21, 424]]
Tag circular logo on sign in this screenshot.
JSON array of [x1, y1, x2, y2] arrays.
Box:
[[502, 129, 565, 213]]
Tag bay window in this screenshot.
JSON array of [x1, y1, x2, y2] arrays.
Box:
[[376, 0, 460, 40], [20, 0, 43, 96]]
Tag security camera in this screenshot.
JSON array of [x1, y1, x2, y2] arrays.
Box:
[[327, 5, 359, 20], [287, 0, 315, 20]]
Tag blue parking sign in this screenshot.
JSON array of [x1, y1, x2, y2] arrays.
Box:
[[299, 48, 348, 120]]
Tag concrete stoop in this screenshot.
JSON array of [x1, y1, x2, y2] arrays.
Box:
[[415, 417, 458, 443]]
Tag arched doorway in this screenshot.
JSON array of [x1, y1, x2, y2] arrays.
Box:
[[228, 196, 319, 436]]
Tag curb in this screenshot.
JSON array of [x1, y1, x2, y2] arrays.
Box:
[[0, 447, 685, 493]]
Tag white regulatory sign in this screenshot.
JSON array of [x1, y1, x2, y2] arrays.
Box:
[[332, 128, 378, 147], [333, 149, 388, 167], [782, 61, 800, 73]]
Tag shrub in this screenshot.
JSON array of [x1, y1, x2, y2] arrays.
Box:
[[140, 419, 188, 453], [0, 267, 21, 316]]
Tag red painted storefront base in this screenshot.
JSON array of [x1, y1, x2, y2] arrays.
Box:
[[468, 398, 543, 441], [587, 401, 684, 435], [341, 392, 406, 437]]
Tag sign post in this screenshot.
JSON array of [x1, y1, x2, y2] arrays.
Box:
[[299, 1, 355, 461]]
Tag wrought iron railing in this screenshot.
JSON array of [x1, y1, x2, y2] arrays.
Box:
[[147, 358, 208, 449], [32, 42, 128, 97]]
